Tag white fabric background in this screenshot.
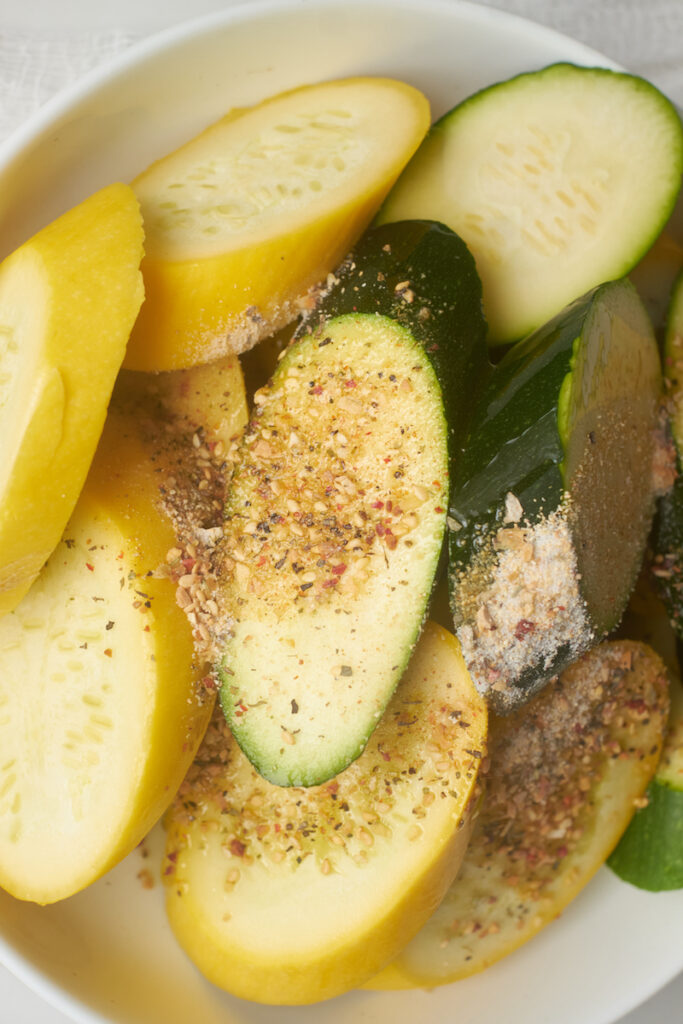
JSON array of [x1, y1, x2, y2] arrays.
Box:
[[0, 0, 682, 1021]]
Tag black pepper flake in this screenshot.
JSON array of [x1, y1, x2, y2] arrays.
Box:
[[291, 699, 299, 714], [318, 337, 333, 347], [300, 582, 314, 591], [106, 621, 115, 631], [340, 665, 353, 676]]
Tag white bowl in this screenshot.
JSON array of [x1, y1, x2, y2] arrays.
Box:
[[1, 1, 682, 1023]]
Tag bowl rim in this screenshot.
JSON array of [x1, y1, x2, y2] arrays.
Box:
[[0, 3, 676, 1024]]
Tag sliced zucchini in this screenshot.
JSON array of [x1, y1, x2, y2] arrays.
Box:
[[377, 63, 683, 345], [164, 622, 487, 1005], [127, 77, 430, 370], [367, 641, 669, 989], [653, 268, 683, 635], [218, 221, 488, 786], [449, 280, 661, 711]]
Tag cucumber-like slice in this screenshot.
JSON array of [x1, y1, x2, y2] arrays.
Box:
[[127, 78, 430, 371], [449, 279, 661, 711], [165, 622, 487, 1005], [378, 63, 683, 345], [0, 184, 144, 618], [0, 413, 211, 904], [367, 641, 668, 989], [218, 221, 488, 786]]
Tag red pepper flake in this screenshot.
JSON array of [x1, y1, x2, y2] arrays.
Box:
[[434, 506, 444, 514], [376, 523, 386, 537], [86, 563, 94, 572], [380, 749, 391, 762], [385, 532, 398, 551], [144, 625, 150, 632], [386, 501, 393, 513], [344, 379, 357, 389], [274, 823, 281, 833], [322, 579, 339, 588], [163, 865, 175, 876], [514, 619, 536, 640], [182, 558, 196, 572], [239, 703, 248, 713], [327, 781, 339, 795], [331, 564, 347, 576], [310, 385, 323, 395], [626, 698, 648, 714], [371, 500, 384, 509], [229, 839, 246, 858], [104, 648, 113, 658], [256, 556, 267, 567], [383, 456, 392, 463]]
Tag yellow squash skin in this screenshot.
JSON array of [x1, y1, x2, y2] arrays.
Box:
[[126, 78, 430, 371], [164, 623, 487, 1004], [0, 413, 212, 904], [0, 184, 144, 617]]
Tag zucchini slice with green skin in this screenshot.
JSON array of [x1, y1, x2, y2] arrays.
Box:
[[367, 641, 669, 989], [608, 676, 683, 891], [218, 221, 487, 786], [652, 268, 683, 634], [377, 63, 683, 346], [165, 622, 487, 1005], [449, 279, 661, 711]]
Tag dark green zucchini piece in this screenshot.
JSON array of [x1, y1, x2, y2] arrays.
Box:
[[377, 63, 683, 346], [609, 678, 683, 890], [652, 268, 683, 634], [449, 279, 661, 711], [219, 221, 488, 786]]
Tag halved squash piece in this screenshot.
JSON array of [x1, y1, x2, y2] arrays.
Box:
[[0, 184, 144, 617], [127, 78, 430, 370], [0, 412, 212, 904], [367, 641, 668, 988], [164, 622, 486, 1005]]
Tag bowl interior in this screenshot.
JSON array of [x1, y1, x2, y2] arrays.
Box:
[[0, 2, 682, 1024]]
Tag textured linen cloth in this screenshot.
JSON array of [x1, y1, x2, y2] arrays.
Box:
[[1, 0, 683, 144]]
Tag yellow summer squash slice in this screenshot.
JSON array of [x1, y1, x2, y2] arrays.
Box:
[[0, 413, 212, 904], [0, 184, 144, 618], [127, 77, 430, 371], [163, 623, 486, 1005], [368, 640, 669, 988]]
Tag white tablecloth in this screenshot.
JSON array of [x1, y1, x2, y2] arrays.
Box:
[[1, 1, 682, 1021]]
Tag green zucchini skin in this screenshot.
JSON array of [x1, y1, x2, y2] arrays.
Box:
[[608, 778, 683, 891], [609, 678, 683, 891], [219, 221, 488, 787], [449, 279, 661, 711], [301, 219, 489, 446]]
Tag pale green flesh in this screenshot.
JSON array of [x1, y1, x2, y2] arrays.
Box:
[[220, 315, 448, 786], [379, 65, 683, 344], [561, 282, 660, 635]]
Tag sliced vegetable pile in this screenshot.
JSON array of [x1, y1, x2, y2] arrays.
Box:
[[0, 60, 682, 1006]]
